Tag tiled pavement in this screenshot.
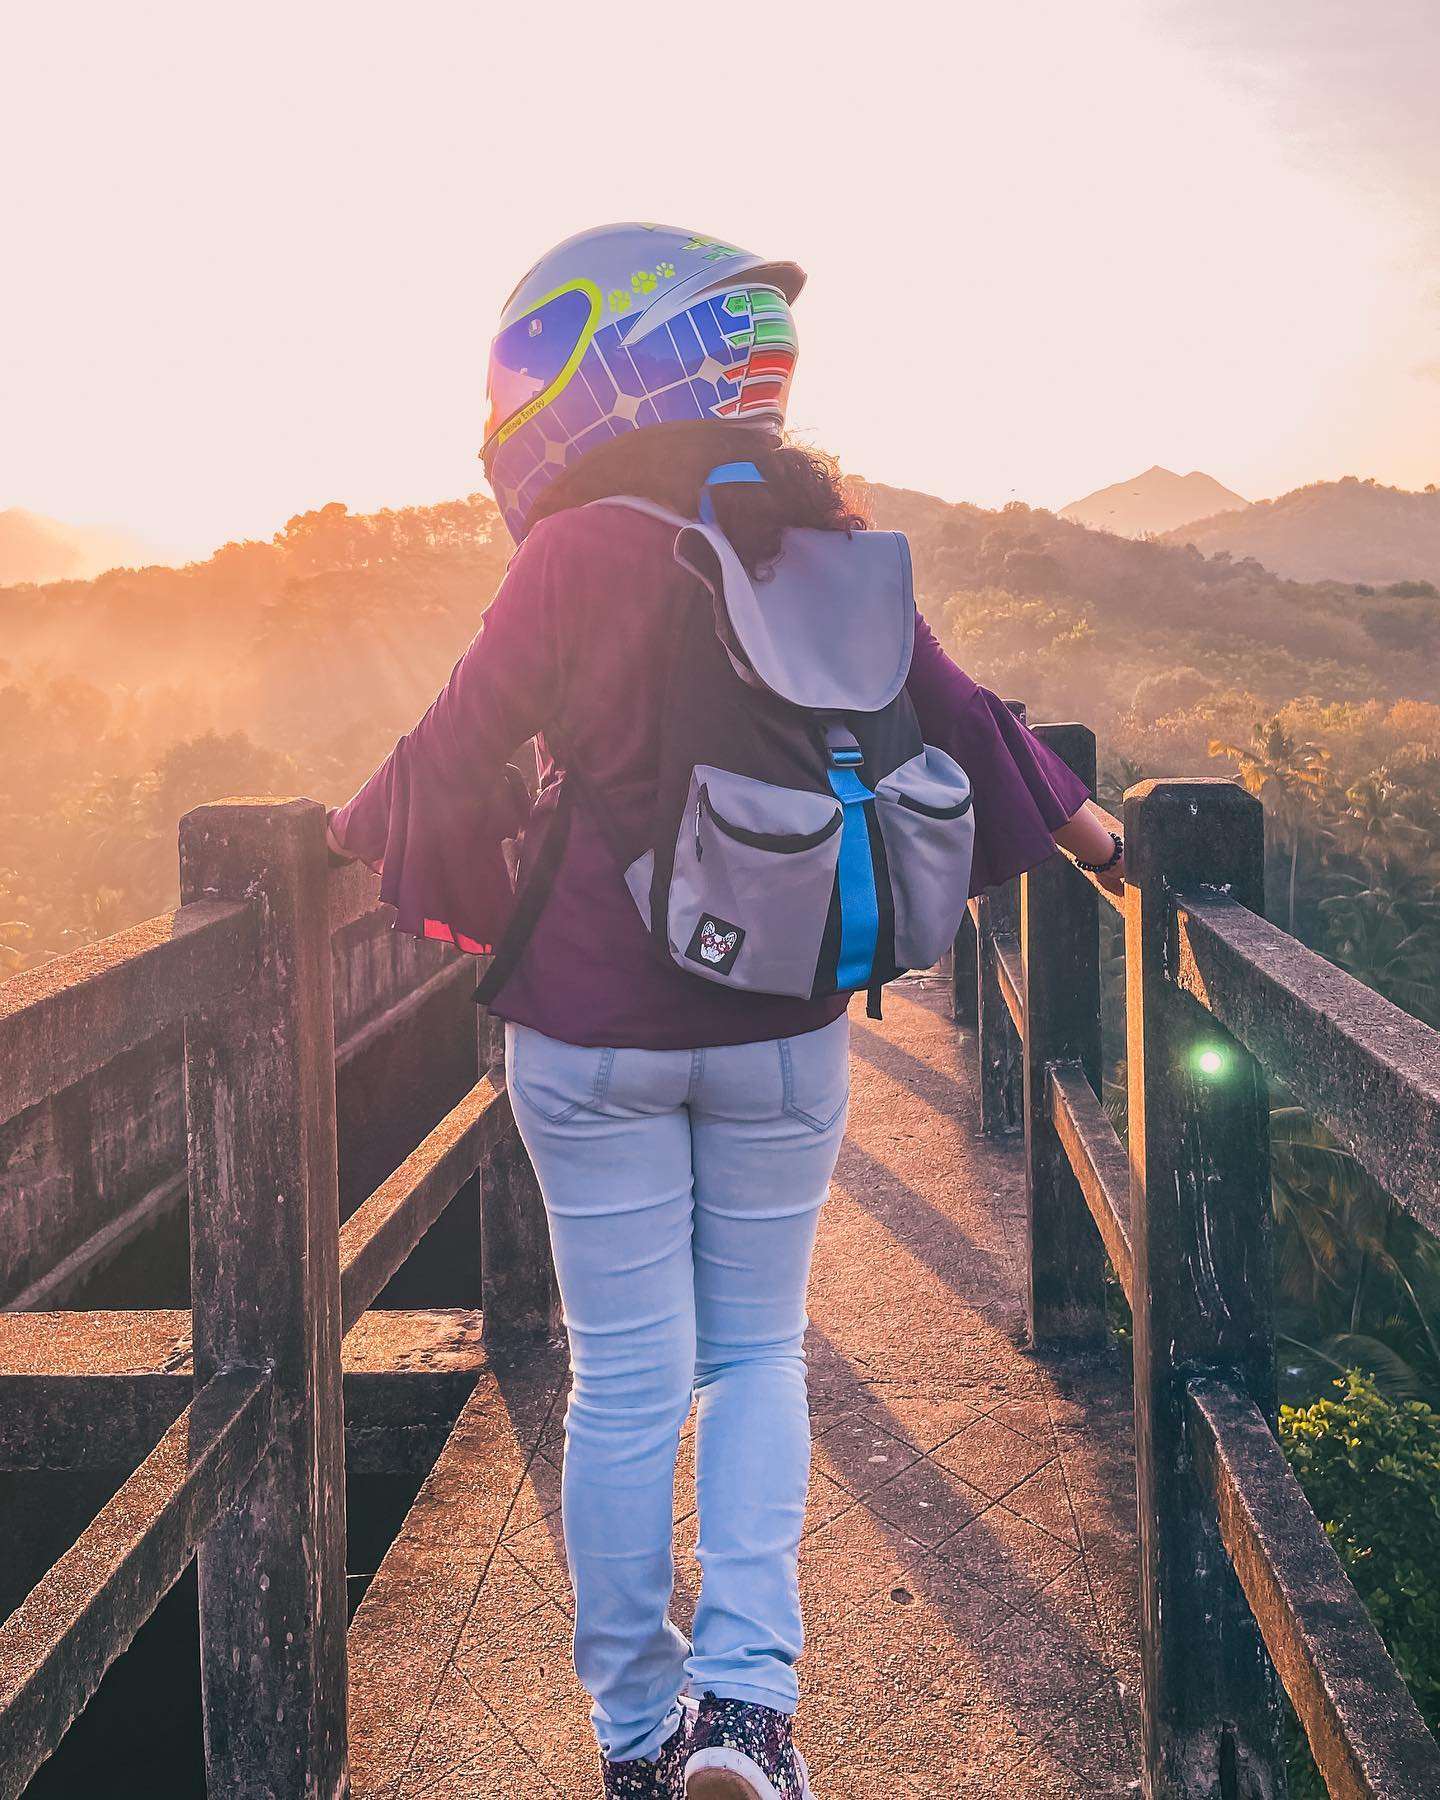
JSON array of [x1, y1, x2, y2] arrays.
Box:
[[349, 979, 1141, 1797]]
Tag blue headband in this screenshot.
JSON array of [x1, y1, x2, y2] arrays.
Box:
[[699, 460, 766, 525]]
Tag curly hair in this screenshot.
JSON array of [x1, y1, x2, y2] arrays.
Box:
[[523, 420, 867, 577]]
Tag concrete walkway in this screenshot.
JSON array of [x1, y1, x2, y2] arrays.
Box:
[[349, 979, 1141, 1797]]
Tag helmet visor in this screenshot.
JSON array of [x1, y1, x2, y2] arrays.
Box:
[[482, 281, 601, 460]]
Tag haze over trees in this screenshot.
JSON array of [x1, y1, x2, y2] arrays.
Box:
[[0, 508, 162, 587], [1, 494, 510, 973]]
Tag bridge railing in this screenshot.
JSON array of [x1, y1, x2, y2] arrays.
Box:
[[7, 761, 1438, 1797], [0, 797, 557, 1798], [961, 720, 1440, 1800]]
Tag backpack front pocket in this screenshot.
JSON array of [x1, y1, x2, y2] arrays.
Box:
[[873, 746, 975, 969], [667, 765, 843, 996]]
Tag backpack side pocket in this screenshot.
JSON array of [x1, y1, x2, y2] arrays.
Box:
[[667, 765, 843, 997], [873, 746, 975, 969]]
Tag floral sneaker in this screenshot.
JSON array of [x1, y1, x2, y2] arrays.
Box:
[[601, 1696, 698, 1798], [682, 1693, 815, 1800]]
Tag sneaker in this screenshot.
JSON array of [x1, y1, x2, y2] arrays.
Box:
[[601, 1697, 697, 1798], [683, 1693, 815, 1800]]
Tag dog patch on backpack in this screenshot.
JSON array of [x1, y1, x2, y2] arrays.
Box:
[[686, 913, 745, 975]]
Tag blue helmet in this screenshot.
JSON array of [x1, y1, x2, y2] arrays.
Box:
[[481, 222, 805, 541]]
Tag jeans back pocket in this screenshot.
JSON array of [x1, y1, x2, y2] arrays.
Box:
[[780, 1016, 852, 1133], [507, 1024, 613, 1123]]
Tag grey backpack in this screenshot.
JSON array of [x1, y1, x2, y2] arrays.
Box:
[[478, 472, 975, 1016], [598, 474, 976, 1007]]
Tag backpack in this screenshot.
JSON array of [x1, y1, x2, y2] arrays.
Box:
[[477, 484, 975, 1016]]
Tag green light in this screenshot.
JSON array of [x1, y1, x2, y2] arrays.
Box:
[[1196, 1047, 1225, 1076]]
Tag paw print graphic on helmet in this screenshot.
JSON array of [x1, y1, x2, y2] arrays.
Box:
[[631, 268, 658, 295], [608, 288, 632, 314], [655, 260, 675, 279]]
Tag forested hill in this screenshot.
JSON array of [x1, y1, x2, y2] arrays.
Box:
[[6, 479, 1437, 743], [1158, 476, 1440, 587], [859, 480, 1440, 726]]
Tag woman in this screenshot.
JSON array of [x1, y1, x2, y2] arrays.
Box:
[[327, 223, 1125, 1800]]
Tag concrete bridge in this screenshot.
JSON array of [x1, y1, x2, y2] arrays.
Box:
[[1, 721, 1438, 1798]]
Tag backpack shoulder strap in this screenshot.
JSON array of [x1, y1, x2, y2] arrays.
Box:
[[584, 494, 696, 531], [472, 773, 576, 1006]]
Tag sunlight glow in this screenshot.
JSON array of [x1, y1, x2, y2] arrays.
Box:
[[1, 0, 1434, 555]]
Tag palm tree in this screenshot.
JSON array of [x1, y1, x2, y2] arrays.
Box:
[[1270, 1105, 1440, 1407], [1330, 769, 1431, 873], [0, 918, 33, 975], [1099, 755, 1147, 814], [0, 867, 37, 977], [1318, 879, 1440, 1025], [1209, 719, 1331, 934], [67, 774, 166, 906]]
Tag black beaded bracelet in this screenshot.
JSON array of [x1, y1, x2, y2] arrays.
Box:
[[1072, 830, 1124, 875]]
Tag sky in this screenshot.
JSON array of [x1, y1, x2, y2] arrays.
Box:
[[2, 0, 1436, 560]]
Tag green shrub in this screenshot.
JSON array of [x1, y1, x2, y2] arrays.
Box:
[[1279, 1371, 1440, 1791]]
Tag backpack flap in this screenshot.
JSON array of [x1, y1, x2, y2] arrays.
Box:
[[674, 523, 915, 711]]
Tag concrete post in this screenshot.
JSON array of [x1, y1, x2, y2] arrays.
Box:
[[1022, 724, 1107, 1348], [480, 1121, 561, 1345], [976, 701, 1027, 1136], [181, 798, 349, 1799], [1124, 778, 1284, 1797], [951, 909, 978, 1025]]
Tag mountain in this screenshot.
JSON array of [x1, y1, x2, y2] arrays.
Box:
[[0, 509, 163, 586], [1060, 466, 1249, 539], [1161, 476, 1440, 587]]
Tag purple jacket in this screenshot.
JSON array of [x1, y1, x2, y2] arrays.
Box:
[[329, 504, 1089, 1049]]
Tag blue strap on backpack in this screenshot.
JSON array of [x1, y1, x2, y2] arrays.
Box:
[[698, 460, 766, 525]]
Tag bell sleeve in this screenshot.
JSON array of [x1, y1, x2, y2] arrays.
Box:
[[326, 522, 563, 953], [905, 612, 1091, 896]]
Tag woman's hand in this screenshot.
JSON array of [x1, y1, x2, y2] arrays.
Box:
[[1094, 852, 1126, 896], [1053, 801, 1126, 894]]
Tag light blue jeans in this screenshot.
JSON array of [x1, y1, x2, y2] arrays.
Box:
[[504, 1014, 851, 1763]]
